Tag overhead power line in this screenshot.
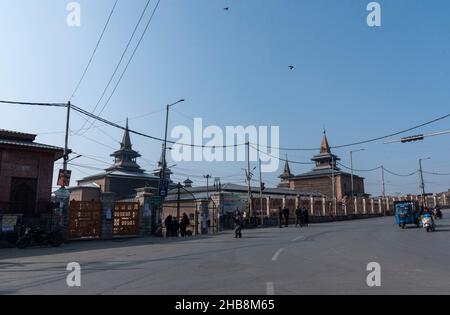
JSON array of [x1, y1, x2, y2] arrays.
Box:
[[250, 144, 314, 165], [257, 112, 450, 151], [383, 168, 419, 177], [2, 99, 449, 155], [78, 0, 157, 135], [337, 162, 381, 173], [94, 0, 162, 120], [70, 0, 120, 101], [337, 161, 420, 177], [0, 100, 67, 107], [71, 104, 244, 148], [423, 171, 450, 176]]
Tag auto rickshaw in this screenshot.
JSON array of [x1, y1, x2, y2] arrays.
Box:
[[395, 201, 420, 229]]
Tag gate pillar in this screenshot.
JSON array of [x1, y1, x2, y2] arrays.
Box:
[[101, 192, 115, 240], [136, 187, 155, 237], [53, 187, 70, 240]]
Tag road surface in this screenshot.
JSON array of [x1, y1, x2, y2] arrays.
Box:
[[1, 213, 450, 295]]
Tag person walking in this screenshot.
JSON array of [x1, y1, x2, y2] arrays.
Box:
[[180, 213, 190, 237], [295, 207, 303, 228], [302, 207, 309, 227], [164, 215, 173, 237], [283, 207, 290, 227], [278, 207, 284, 228], [233, 212, 243, 239], [172, 217, 179, 237]]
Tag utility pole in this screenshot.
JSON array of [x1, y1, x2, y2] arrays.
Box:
[[59, 101, 72, 188], [176, 182, 182, 223], [419, 158, 430, 208], [246, 142, 253, 218], [381, 165, 386, 216], [159, 99, 185, 197], [204, 174, 212, 233], [331, 155, 336, 216], [258, 156, 264, 226]]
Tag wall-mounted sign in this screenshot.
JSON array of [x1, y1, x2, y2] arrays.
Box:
[[105, 208, 112, 220], [2, 215, 18, 233], [57, 169, 72, 187]]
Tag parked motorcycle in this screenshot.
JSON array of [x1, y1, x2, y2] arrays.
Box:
[[16, 227, 64, 249], [421, 213, 436, 233]]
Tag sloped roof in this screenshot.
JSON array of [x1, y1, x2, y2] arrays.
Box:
[[0, 129, 64, 155], [78, 169, 159, 182], [166, 183, 321, 200]]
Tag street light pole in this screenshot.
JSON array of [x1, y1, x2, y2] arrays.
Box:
[[258, 156, 264, 226], [246, 142, 253, 218], [176, 182, 182, 222], [159, 99, 185, 197], [331, 155, 336, 215], [381, 165, 387, 216], [204, 174, 212, 232]]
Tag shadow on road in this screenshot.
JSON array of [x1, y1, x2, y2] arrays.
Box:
[[0, 234, 219, 261]]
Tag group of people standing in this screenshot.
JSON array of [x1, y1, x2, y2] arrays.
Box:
[[164, 213, 191, 237], [278, 206, 309, 228]]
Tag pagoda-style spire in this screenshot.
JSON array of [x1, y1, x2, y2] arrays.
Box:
[[312, 130, 340, 171], [183, 178, 193, 188], [320, 129, 331, 154], [279, 155, 293, 180], [107, 119, 143, 172], [121, 118, 132, 150]]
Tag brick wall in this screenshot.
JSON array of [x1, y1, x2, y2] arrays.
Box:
[[290, 174, 365, 199], [0, 147, 56, 214]]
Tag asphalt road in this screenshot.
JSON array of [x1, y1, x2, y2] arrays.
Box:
[[1, 212, 450, 295]]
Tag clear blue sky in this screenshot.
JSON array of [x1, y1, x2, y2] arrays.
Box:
[[1, 0, 449, 196]]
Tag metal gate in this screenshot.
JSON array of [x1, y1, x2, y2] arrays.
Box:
[[68, 200, 102, 239], [113, 202, 140, 236]]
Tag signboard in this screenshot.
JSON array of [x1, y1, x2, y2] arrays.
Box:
[[222, 193, 246, 214], [158, 179, 169, 197], [151, 196, 164, 207], [57, 169, 72, 187], [143, 204, 151, 218], [2, 215, 18, 233]]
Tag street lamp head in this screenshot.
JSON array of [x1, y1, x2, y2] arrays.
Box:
[[168, 99, 186, 108]]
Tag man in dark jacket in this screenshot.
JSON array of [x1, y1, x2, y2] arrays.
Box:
[[234, 212, 243, 239], [172, 217, 179, 237], [302, 207, 309, 227], [180, 213, 190, 237], [164, 215, 173, 237], [283, 207, 290, 227], [295, 207, 303, 228], [278, 207, 283, 228]]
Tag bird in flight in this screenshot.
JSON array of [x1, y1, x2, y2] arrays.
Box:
[[224, 7, 229, 11], [289, 65, 295, 70]]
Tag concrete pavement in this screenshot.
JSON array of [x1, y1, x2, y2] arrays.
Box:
[[1, 212, 450, 295]]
